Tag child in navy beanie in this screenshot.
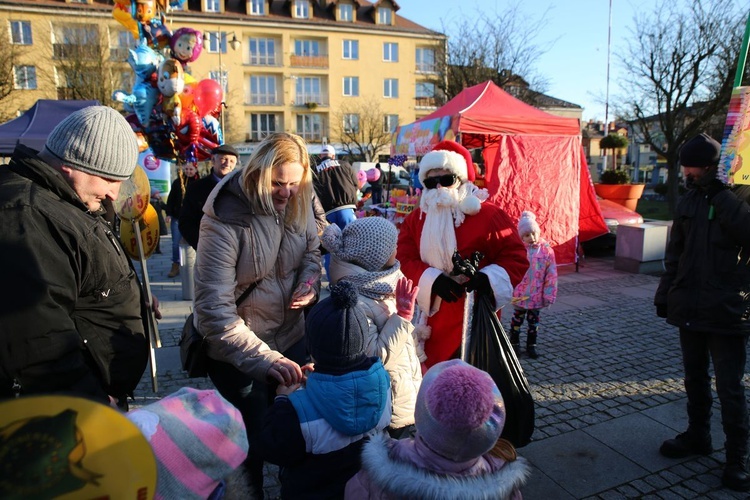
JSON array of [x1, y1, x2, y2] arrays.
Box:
[[258, 281, 392, 499]]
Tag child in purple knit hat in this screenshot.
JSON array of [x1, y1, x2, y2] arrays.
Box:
[[345, 359, 530, 499]]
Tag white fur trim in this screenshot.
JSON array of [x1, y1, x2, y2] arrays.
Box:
[[419, 150, 468, 185], [459, 195, 481, 215], [360, 433, 530, 499], [417, 267, 444, 317], [481, 265, 514, 309]]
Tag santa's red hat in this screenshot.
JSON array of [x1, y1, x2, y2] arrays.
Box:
[[419, 140, 476, 185]]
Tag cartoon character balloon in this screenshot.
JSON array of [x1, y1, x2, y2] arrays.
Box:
[[170, 28, 203, 68], [157, 58, 185, 127], [366, 168, 381, 183], [112, 41, 163, 128]]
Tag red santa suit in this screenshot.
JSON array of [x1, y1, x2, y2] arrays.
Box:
[[397, 141, 528, 367]]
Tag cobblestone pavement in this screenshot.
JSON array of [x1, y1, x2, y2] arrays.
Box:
[[133, 236, 750, 499]]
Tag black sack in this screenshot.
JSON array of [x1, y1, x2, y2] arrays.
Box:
[[467, 294, 535, 447], [179, 312, 208, 378]]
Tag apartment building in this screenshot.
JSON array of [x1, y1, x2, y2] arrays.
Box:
[[0, 0, 445, 154]]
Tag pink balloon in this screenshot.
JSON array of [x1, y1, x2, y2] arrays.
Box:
[[366, 168, 381, 182], [357, 170, 367, 189], [193, 79, 223, 118]]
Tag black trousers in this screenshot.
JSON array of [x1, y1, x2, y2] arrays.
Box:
[[680, 328, 749, 459]]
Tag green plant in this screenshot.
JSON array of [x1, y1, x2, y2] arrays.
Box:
[[600, 134, 629, 171], [599, 169, 631, 184]]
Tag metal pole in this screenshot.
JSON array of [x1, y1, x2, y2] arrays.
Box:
[[603, 0, 613, 172]]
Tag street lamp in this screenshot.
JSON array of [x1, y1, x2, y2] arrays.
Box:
[[203, 29, 241, 136]]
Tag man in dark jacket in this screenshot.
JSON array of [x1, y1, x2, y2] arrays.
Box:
[[655, 133, 750, 492], [0, 106, 149, 406], [179, 144, 238, 249]]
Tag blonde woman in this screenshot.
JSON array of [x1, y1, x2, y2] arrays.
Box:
[[193, 133, 321, 495]]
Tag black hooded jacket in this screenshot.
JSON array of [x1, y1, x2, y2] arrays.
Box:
[[0, 145, 148, 402]]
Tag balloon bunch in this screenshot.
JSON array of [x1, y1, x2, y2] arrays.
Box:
[[111, 0, 224, 165]]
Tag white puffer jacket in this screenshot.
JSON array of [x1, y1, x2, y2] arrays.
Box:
[[330, 258, 422, 429], [194, 170, 321, 381]]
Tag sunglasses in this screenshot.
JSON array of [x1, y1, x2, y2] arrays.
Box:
[[423, 173, 458, 189]]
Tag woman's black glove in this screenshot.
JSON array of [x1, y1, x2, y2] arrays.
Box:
[[465, 272, 492, 296], [432, 274, 466, 303]]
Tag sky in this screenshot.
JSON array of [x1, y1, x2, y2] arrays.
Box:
[[397, 0, 651, 122]]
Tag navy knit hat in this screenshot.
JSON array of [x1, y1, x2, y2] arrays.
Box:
[[305, 281, 368, 373], [679, 133, 721, 168]]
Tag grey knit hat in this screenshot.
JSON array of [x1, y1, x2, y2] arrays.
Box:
[[321, 217, 398, 272], [44, 106, 139, 181]]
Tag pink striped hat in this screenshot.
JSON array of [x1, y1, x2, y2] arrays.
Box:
[[127, 388, 248, 499]]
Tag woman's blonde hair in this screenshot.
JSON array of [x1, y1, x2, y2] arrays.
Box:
[[241, 132, 312, 232]]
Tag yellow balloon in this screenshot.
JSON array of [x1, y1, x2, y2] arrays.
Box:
[[114, 166, 151, 220], [120, 203, 160, 259]]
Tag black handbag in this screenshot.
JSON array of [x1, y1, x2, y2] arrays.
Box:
[[179, 281, 258, 378]]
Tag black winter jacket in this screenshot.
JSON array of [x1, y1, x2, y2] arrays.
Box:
[[179, 174, 219, 249], [312, 158, 359, 214], [655, 184, 750, 335], [165, 175, 198, 219], [0, 145, 148, 402]]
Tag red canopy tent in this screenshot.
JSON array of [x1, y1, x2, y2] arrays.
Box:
[[392, 81, 607, 265]]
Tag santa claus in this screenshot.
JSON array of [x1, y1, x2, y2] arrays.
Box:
[[397, 141, 528, 367]]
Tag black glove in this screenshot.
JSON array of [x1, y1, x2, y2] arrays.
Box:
[[465, 272, 492, 296], [656, 304, 668, 319], [432, 274, 466, 303]]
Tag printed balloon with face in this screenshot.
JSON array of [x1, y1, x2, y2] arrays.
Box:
[[169, 27, 202, 67], [135, 0, 156, 24], [157, 58, 185, 127]]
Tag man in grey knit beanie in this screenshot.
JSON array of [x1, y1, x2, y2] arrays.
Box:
[[0, 105, 150, 409]]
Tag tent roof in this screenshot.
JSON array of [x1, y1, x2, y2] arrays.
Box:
[[417, 81, 580, 136], [0, 100, 100, 155]]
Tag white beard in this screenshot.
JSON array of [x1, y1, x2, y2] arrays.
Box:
[[419, 187, 461, 274]]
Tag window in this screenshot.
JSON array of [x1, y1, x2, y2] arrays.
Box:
[[294, 0, 310, 19], [343, 77, 359, 97], [205, 0, 219, 12], [342, 40, 358, 60], [14, 66, 36, 90], [378, 7, 392, 24], [110, 30, 135, 61], [339, 3, 353, 21], [295, 39, 320, 56], [250, 75, 277, 104], [344, 114, 359, 134], [416, 82, 435, 97], [250, 113, 277, 141], [206, 32, 227, 53], [416, 48, 436, 73], [53, 24, 99, 59], [10, 21, 32, 45], [296, 77, 322, 105], [249, 0, 265, 15], [384, 78, 398, 98], [249, 38, 276, 65], [296, 114, 323, 141], [383, 42, 398, 62], [383, 114, 399, 133], [209, 70, 228, 94]]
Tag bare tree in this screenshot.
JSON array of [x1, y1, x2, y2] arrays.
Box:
[[0, 43, 27, 123], [331, 97, 394, 162], [434, 3, 551, 104], [618, 0, 745, 214], [45, 22, 130, 107]]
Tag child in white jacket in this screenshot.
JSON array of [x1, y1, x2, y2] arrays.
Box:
[[322, 217, 422, 437]]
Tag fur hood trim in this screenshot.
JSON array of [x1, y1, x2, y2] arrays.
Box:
[[361, 433, 530, 499]]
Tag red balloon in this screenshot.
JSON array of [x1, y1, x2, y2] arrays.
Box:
[[193, 79, 223, 118]]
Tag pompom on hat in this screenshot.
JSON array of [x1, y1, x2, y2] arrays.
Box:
[[517, 210, 540, 236], [679, 133, 721, 168], [415, 359, 505, 462], [126, 387, 248, 500], [419, 140, 476, 185], [44, 106, 139, 181], [321, 217, 398, 272], [305, 281, 369, 374]]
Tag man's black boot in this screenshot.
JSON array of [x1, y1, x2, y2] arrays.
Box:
[[723, 456, 750, 492], [659, 431, 712, 458]]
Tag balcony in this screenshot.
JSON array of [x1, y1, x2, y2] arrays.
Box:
[[294, 97, 328, 108], [416, 63, 437, 74], [248, 56, 281, 67], [296, 131, 324, 142], [247, 95, 280, 106], [289, 54, 329, 69], [53, 43, 100, 60], [415, 96, 438, 109]]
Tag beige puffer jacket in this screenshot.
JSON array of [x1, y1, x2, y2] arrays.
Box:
[[194, 170, 321, 381], [330, 258, 422, 429]]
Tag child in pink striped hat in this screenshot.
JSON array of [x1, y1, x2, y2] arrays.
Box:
[[127, 387, 249, 499]]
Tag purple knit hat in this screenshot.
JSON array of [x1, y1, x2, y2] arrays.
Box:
[[415, 359, 505, 462], [127, 388, 248, 499]]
